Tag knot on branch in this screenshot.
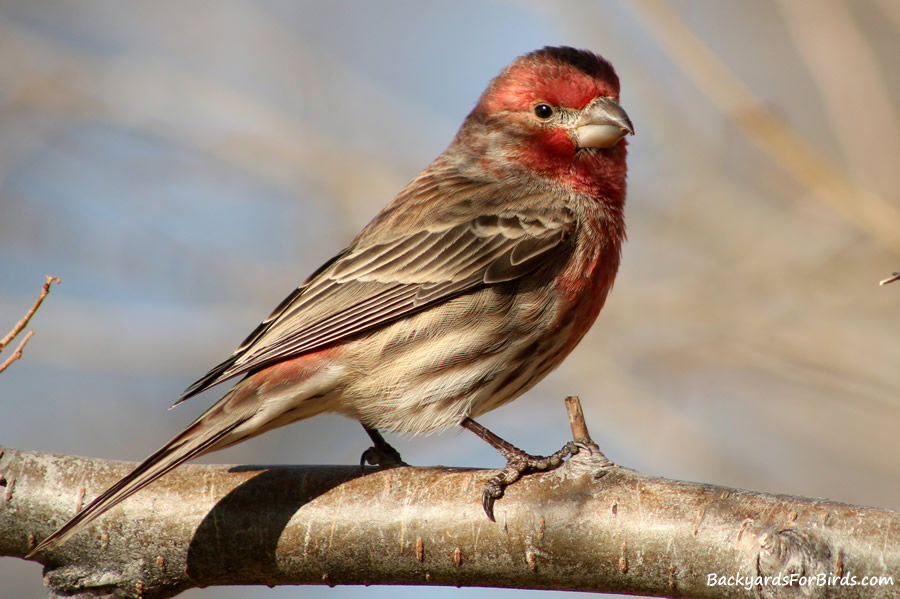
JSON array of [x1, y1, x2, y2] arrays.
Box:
[[756, 528, 833, 598]]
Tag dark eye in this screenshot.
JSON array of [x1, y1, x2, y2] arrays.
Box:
[[533, 103, 554, 119]]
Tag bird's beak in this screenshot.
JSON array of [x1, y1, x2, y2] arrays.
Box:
[[573, 97, 634, 149]]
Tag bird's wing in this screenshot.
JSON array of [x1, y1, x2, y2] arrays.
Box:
[[178, 196, 575, 402]]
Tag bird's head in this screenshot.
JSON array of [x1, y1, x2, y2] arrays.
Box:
[[458, 46, 632, 201]]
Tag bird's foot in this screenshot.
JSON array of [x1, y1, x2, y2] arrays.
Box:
[[360, 425, 407, 467], [479, 440, 580, 521], [461, 417, 582, 521]]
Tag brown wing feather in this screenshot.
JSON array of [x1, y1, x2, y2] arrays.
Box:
[[179, 181, 575, 402]]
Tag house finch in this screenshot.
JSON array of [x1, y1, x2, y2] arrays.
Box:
[[29, 46, 632, 556]]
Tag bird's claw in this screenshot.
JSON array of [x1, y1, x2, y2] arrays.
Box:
[[359, 444, 407, 468], [359, 425, 407, 468], [481, 440, 580, 521]]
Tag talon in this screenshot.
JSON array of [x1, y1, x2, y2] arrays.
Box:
[[359, 448, 374, 468], [359, 444, 406, 468], [481, 474, 508, 521], [482, 489, 497, 522], [463, 418, 582, 521], [360, 425, 407, 468]]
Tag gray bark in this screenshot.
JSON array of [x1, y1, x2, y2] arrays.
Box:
[[1, 446, 897, 598]]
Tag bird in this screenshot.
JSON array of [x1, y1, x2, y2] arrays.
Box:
[[28, 45, 632, 557]]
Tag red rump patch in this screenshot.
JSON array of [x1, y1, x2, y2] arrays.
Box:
[[481, 47, 620, 114], [250, 346, 339, 390]]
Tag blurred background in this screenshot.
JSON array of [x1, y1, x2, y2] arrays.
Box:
[[1, 1, 898, 597]]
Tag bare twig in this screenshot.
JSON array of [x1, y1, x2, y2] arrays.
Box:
[[0, 275, 60, 352], [880, 272, 900, 286], [0, 330, 35, 376], [564, 395, 591, 443]]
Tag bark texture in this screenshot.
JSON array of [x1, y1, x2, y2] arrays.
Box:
[[1, 446, 897, 598]]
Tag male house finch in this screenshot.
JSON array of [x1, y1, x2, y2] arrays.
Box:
[[29, 46, 632, 556]]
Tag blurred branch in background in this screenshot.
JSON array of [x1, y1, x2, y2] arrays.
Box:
[[631, 0, 900, 257], [776, 0, 900, 199], [0, 275, 58, 375], [880, 272, 900, 286], [0, 17, 408, 239]]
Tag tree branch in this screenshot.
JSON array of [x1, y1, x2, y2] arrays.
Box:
[[0, 330, 35, 376], [0, 275, 60, 352], [0, 275, 60, 375], [880, 272, 900, 286], [1, 443, 897, 599]]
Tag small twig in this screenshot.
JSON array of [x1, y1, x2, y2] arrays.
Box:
[[879, 272, 900, 286], [0, 276, 59, 376], [564, 396, 594, 445], [0, 330, 35, 375], [0, 275, 59, 352]]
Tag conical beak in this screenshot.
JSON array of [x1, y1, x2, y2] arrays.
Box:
[[573, 97, 634, 149]]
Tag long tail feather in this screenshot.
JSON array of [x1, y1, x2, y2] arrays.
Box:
[[26, 412, 247, 558]]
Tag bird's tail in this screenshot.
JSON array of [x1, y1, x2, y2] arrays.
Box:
[[26, 394, 251, 558]]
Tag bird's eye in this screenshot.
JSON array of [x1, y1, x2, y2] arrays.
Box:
[[533, 103, 554, 119]]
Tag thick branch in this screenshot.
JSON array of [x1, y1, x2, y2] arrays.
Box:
[[1, 446, 897, 599]]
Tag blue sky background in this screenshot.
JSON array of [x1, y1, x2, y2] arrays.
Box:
[[2, 1, 899, 597]]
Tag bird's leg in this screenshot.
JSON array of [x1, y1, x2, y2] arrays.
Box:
[[360, 425, 407, 467], [461, 417, 579, 521]]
